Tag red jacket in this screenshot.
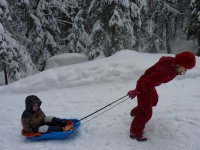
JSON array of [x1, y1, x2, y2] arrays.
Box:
[[136, 56, 178, 93]]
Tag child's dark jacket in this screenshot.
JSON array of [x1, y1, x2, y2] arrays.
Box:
[[21, 108, 46, 133]]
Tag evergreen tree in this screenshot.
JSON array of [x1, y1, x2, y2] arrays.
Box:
[[14, 0, 60, 71], [85, 0, 141, 59], [188, 0, 200, 56], [0, 0, 37, 84], [66, 10, 91, 55], [140, 0, 180, 54], [1, 0, 80, 83], [139, 0, 159, 53], [9, 0, 81, 71], [173, 0, 191, 41], [0, 31, 38, 83]]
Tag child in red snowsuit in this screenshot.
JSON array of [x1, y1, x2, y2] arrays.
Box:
[[127, 51, 196, 141]]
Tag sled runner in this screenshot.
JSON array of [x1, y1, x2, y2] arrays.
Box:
[[21, 119, 80, 140]]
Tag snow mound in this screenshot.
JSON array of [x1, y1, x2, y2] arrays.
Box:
[[45, 53, 88, 70], [0, 50, 199, 94]]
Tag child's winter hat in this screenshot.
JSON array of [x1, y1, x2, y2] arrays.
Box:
[[25, 95, 42, 111], [175, 51, 196, 69]]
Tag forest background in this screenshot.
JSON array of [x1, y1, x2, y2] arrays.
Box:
[[0, 0, 199, 84]]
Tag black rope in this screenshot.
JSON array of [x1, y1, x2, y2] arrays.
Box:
[[80, 95, 128, 121], [81, 97, 129, 125]]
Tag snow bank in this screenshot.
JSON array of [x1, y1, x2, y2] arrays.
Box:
[[45, 53, 88, 70], [0, 50, 199, 94]]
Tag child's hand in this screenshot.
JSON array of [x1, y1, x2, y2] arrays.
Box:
[[127, 89, 140, 99]]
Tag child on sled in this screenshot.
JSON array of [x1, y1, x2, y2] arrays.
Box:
[[21, 95, 74, 134]]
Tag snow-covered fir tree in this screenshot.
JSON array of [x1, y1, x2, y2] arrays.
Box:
[[0, 0, 37, 84], [14, 0, 60, 71], [1, 0, 81, 83], [172, 0, 191, 41], [139, 0, 181, 53], [11, 0, 81, 71], [0, 30, 38, 83], [85, 0, 141, 59], [188, 0, 200, 56], [66, 9, 91, 55]]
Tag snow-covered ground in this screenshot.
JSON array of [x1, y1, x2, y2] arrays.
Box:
[[0, 50, 200, 150]]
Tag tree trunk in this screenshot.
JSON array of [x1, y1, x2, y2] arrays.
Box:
[[197, 31, 200, 56], [159, 23, 164, 50], [3, 63, 8, 85], [173, 15, 178, 41], [154, 11, 158, 53], [148, 0, 153, 53], [166, 18, 172, 54]]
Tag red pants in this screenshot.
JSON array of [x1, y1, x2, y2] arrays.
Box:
[[130, 88, 158, 136]]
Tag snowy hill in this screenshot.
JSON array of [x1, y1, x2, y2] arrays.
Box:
[[44, 53, 88, 70], [0, 50, 200, 150]]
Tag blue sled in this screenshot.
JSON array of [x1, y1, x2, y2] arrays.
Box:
[[24, 119, 81, 141]]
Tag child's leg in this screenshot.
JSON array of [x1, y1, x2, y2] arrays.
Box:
[[44, 116, 63, 126], [32, 117, 69, 133], [130, 106, 138, 116], [33, 125, 63, 133], [44, 116, 70, 127], [130, 91, 153, 136]]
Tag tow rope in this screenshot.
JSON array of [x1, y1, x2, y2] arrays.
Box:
[[80, 95, 129, 125]]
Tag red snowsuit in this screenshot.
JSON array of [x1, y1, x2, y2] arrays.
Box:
[[130, 56, 178, 136]]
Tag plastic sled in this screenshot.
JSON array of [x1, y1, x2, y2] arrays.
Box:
[[21, 119, 81, 140]]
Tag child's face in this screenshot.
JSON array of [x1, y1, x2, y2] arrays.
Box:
[[177, 66, 187, 75], [32, 103, 39, 112]]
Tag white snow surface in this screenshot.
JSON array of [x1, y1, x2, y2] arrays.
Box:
[[44, 53, 88, 70], [0, 50, 200, 150]]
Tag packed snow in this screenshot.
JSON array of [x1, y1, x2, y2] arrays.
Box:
[[0, 50, 200, 150]]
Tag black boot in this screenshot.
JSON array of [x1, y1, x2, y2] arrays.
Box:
[[130, 133, 147, 142], [59, 120, 67, 127]]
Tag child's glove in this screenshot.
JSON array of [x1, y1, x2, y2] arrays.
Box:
[[127, 89, 140, 99]]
